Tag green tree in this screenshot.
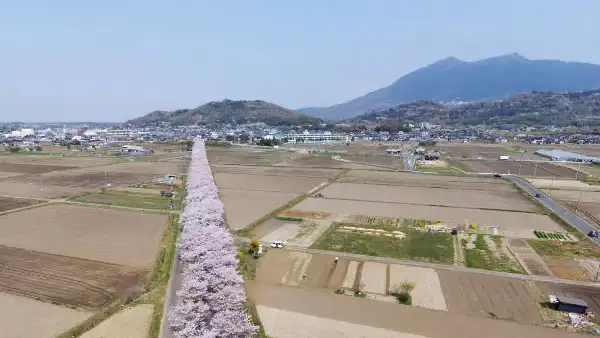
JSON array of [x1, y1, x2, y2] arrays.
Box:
[[248, 238, 260, 255], [239, 134, 250, 143]]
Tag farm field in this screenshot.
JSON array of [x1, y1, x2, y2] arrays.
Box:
[[437, 269, 543, 324], [295, 198, 561, 234], [538, 281, 600, 315], [0, 162, 77, 174], [247, 275, 574, 338], [206, 147, 297, 165], [0, 196, 42, 212], [211, 164, 341, 179], [0, 147, 187, 337], [219, 189, 300, 230], [440, 144, 520, 159], [0, 245, 144, 309], [449, 159, 581, 178], [0, 293, 91, 338], [0, 204, 166, 267], [529, 178, 599, 191], [319, 182, 536, 211], [463, 235, 526, 274], [80, 304, 153, 338], [527, 239, 600, 281], [70, 190, 173, 210], [213, 172, 326, 193], [311, 222, 454, 264], [340, 154, 405, 169]]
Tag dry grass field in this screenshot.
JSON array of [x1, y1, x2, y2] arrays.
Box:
[[0, 293, 91, 338], [0, 204, 166, 267], [319, 182, 536, 211]]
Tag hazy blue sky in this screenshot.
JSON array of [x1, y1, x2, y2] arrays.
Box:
[[2, 1, 600, 122]]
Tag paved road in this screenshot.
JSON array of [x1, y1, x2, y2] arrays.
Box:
[[505, 174, 600, 245], [159, 247, 182, 338]]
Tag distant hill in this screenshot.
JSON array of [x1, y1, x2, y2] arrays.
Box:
[[300, 53, 600, 120], [127, 99, 322, 126], [348, 89, 600, 126]]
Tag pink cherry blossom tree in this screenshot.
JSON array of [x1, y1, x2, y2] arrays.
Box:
[[168, 140, 257, 338]]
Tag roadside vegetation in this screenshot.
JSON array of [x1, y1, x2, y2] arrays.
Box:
[[528, 239, 600, 259]]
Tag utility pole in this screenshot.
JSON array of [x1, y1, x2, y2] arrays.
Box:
[[576, 190, 583, 209], [533, 164, 538, 178]]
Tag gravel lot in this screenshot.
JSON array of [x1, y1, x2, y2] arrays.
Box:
[[320, 182, 536, 212], [80, 304, 153, 338], [389, 265, 447, 311], [0, 292, 90, 338], [296, 198, 561, 231]]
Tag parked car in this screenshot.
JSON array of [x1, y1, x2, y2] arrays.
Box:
[[160, 190, 174, 197], [493, 174, 502, 178], [535, 193, 541, 198], [271, 240, 286, 248]]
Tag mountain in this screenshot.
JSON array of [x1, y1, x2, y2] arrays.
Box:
[[126, 99, 322, 126], [301, 54, 600, 120], [348, 89, 600, 126]]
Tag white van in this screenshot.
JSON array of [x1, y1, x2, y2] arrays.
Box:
[[271, 240, 286, 248]]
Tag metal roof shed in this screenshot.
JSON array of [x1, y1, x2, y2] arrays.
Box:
[[556, 296, 588, 314]]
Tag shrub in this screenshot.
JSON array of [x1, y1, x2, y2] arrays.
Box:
[[393, 291, 412, 305], [168, 140, 257, 338]]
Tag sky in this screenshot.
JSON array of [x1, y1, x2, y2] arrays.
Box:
[[2, 1, 600, 122]]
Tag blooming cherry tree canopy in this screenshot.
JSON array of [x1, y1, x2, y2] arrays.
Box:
[[168, 140, 257, 338]]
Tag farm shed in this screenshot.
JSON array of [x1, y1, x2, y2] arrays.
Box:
[[535, 149, 600, 163], [549, 295, 588, 314]]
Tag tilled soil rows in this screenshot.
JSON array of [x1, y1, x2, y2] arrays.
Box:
[[0, 196, 41, 212], [437, 269, 543, 324], [0, 245, 144, 310]]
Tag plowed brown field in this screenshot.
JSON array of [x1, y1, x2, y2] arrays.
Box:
[[0, 245, 144, 310]]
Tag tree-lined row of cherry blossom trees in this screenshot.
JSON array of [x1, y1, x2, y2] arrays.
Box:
[[168, 141, 257, 338]]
